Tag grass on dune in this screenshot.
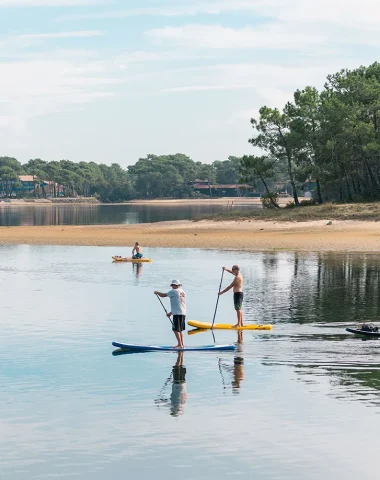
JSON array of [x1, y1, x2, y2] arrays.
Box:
[[195, 202, 380, 222]]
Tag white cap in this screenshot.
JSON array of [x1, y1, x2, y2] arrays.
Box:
[[170, 279, 182, 286]]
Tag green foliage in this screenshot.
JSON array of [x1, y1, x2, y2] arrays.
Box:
[[0, 152, 249, 201], [261, 192, 279, 209], [246, 61, 380, 204]]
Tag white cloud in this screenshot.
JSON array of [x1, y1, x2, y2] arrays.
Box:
[[0, 31, 104, 54], [56, 1, 262, 21], [56, 0, 380, 30], [0, 0, 100, 6], [161, 63, 328, 95], [147, 24, 323, 50], [20, 31, 103, 39], [0, 54, 120, 131]]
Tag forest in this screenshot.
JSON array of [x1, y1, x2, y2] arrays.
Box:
[[2, 62, 380, 204]]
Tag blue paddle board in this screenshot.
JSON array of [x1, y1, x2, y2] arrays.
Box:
[[112, 342, 236, 352]]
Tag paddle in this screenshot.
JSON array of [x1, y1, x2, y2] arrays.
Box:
[[211, 268, 224, 330], [156, 294, 174, 327]]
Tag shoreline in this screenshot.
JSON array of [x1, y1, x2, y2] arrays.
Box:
[[0, 197, 292, 207], [1, 219, 380, 252]]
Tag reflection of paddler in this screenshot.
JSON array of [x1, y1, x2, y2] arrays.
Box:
[[170, 351, 187, 417], [232, 356, 244, 390], [132, 262, 143, 276], [218, 331, 245, 392]]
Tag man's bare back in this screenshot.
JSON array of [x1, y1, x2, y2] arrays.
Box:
[[218, 265, 244, 327]]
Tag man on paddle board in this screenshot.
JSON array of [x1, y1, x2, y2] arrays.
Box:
[[154, 279, 186, 348], [219, 265, 244, 327], [132, 241, 143, 259]]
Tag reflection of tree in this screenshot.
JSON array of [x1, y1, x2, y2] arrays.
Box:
[[245, 253, 380, 325], [293, 364, 380, 407], [261, 328, 380, 408], [155, 352, 187, 417], [294, 254, 380, 324]]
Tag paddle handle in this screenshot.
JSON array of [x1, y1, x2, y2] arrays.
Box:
[[156, 294, 174, 327], [211, 268, 224, 329]]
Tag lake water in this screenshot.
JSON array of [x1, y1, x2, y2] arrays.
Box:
[[0, 203, 257, 226], [1, 246, 380, 479]]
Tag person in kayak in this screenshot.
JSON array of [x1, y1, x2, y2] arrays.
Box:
[[132, 241, 143, 259], [154, 279, 187, 348], [219, 265, 244, 327]]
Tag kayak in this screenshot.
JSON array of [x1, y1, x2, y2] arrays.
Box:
[[112, 256, 153, 263], [112, 342, 236, 352], [187, 320, 273, 330], [346, 328, 380, 337]]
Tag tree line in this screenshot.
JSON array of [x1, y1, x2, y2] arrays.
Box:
[[2, 61, 380, 204], [0, 155, 242, 202], [242, 61, 380, 206]]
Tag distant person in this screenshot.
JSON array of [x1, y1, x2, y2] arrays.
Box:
[[219, 265, 244, 327], [360, 323, 378, 332], [132, 241, 143, 259], [154, 279, 186, 348]]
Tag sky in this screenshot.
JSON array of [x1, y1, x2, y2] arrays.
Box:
[[0, 0, 379, 168]]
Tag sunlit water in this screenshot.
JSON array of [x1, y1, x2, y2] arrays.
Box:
[[0, 203, 257, 226], [1, 246, 380, 479]]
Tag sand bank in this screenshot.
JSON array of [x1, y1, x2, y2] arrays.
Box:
[[0, 219, 380, 252]]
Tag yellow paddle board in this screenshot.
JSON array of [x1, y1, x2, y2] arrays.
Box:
[[187, 320, 272, 330], [112, 256, 153, 263]]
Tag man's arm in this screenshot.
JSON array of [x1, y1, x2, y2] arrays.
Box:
[[219, 278, 236, 295], [223, 267, 233, 274], [154, 291, 168, 298]]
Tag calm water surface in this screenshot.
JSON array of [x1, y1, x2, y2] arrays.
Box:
[[0, 203, 257, 226], [1, 247, 380, 479]]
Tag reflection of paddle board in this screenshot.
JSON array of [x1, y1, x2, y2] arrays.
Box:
[[187, 320, 272, 330], [112, 256, 152, 263], [187, 328, 207, 336], [346, 328, 380, 337], [112, 342, 235, 352]]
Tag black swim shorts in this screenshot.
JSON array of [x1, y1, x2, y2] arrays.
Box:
[[233, 292, 244, 311], [172, 315, 186, 332]]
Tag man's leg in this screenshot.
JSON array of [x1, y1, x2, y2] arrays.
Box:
[[173, 331, 182, 348], [232, 309, 239, 328], [179, 331, 184, 348]]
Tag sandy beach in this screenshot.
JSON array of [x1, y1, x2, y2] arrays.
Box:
[[0, 219, 379, 252]]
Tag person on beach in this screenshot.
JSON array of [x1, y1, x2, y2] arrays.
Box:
[[154, 279, 186, 348], [218, 265, 244, 327], [132, 241, 143, 259]]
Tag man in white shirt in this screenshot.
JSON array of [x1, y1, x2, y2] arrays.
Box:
[[154, 279, 186, 348]]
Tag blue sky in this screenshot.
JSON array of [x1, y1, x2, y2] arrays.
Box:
[[0, 0, 379, 167]]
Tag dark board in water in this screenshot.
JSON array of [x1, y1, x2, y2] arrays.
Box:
[[112, 342, 236, 352], [0, 203, 258, 226], [346, 327, 380, 337]]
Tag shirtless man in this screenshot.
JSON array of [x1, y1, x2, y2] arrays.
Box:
[[218, 265, 244, 327], [132, 241, 143, 259]]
